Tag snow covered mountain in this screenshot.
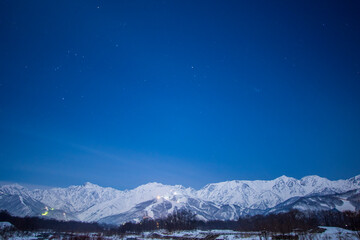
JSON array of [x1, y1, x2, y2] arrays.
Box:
[[0, 175, 359, 225], [196, 175, 360, 209]]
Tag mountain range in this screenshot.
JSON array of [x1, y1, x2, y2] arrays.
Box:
[[0, 175, 359, 225]]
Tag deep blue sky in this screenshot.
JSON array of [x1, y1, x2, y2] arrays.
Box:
[[1, 0, 360, 189]]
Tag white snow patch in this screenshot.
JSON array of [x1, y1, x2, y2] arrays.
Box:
[[318, 226, 358, 240], [335, 200, 356, 212], [0, 221, 14, 229]]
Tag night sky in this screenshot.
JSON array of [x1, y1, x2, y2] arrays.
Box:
[[1, 0, 360, 189]]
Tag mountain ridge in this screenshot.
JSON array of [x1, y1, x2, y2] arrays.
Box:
[[1, 174, 359, 225]]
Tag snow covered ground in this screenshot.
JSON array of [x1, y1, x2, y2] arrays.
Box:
[[0, 221, 14, 229], [1, 227, 359, 239], [316, 226, 359, 240]]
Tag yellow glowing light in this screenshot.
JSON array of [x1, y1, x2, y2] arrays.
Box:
[[50, 208, 54, 210], [42, 211, 49, 216], [156, 196, 161, 200]]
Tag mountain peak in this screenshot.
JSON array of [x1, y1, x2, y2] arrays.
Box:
[[300, 175, 324, 180], [83, 182, 100, 188], [142, 182, 163, 186], [274, 175, 296, 181], [136, 182, 164, 189], [350, 174, 360, 180], [300, 175, 328, 185]]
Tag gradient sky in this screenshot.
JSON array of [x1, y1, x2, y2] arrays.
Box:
[[1, 0, 360, 190]]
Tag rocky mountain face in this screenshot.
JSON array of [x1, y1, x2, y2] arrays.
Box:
[[0, 175, 359, 225], [266, 188, 360, 214]]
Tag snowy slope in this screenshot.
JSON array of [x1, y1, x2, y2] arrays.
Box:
[[77, 182, 195, 222]]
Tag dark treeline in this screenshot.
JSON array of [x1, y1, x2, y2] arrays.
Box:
[[1, 209, 359, 234], [119, 210, 360, 234], [0, 210, 104, 232], [237, 211, 318, 233], [236, 210, 360, 234]]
